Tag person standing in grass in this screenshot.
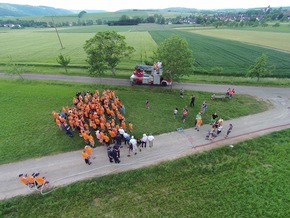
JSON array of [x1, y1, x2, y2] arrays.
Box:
[[190, 95, 195, 107], [180, 88, 184, 98], [128, 121, 133, 133], [121, 105, 125, 114], [210, 112, 218, 124], [181, 106, 188, 123], [173, 107, 178, 119], [145, 99, 149, 109], [200, 100, 207, 114]]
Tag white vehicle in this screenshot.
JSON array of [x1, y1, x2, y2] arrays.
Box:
[[130, 64, 172, 86]]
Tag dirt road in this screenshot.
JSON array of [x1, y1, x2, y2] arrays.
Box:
[[0, 73, 289, 200]]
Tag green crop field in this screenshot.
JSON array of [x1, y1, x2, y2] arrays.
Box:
[[1, 25, 290, 79], [149, 30, 290, 77], [182, 28, 290, 52], [0, 78, 268, 164]]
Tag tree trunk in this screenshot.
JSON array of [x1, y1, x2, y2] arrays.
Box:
[[111, 68, 116, 76]]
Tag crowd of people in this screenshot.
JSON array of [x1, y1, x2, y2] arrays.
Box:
[[52, 89, 130, 147], [51, 88, 156, 166]]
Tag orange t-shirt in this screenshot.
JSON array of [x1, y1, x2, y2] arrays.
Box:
[[128, 123, 133, 131], [35, 176, 46, 185], [84, 146, 92, 155], [121, 121, 126, 130], [19, 176, 28, 185], [104, 135, 109, 143], [27, 175, 35, 184], [82, 151, 89, 159]]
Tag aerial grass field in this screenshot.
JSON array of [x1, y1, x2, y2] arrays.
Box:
[[0, 17, 289, 217], [0, 78, 268, 164], [1, 128, 289, 217]]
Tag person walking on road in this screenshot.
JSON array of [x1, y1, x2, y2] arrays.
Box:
[[141, 133, 148, 148], [148, 134, 155, 148], [81, 150, 91, 165], [225, 124, 233, 138]]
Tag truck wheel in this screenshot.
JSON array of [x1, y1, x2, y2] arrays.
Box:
[[161, 81, 167, 86]]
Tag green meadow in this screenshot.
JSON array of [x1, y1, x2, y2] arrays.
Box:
[[1, 128, 289, 217], [0, 78, 268, 164]]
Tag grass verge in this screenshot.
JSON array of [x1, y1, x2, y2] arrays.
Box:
[[1, 128, 289, 217]]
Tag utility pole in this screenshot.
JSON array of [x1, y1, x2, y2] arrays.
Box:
[[51, 16, 64, 49]]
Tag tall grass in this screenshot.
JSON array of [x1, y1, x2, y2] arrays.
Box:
[[0, 78, 268, 164], [1, 128, 289, 217]]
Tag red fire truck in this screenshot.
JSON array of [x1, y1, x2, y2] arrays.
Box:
[[130, 64, 172, 86]]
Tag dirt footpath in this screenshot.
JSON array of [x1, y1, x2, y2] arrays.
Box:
[[0, 73, 289, 201]]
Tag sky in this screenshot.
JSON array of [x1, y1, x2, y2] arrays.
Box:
[[1, 0, 289, 12]]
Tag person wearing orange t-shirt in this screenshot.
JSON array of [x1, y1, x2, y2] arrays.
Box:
[[34, 173, 49, 189], [128, 122, 133, 133], [99, 131, 105, 143], [27, 174, 37, 187], [104, 134, 110, 146], [121, 121, 126, 130], [19, 174, 29, 186], [88, 133, 95, 147], [84, 145, 93, 156], [82, 150, 91, 165]]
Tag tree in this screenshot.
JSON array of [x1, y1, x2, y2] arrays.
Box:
[[83, 31, 135, 76], [56, 53, 70, 73], [78, 10, 87, 18], [156, 35, 194, 84], [6, 56, 24, 79], [247, 53, 272, 81]]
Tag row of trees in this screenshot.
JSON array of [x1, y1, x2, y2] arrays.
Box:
[[1, 6, 289, 28]]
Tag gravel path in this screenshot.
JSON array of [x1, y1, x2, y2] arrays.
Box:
[[0, 73, 289, 200]]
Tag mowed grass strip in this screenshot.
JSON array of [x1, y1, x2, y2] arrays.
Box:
[[186, 28, 290, 52], [0, 78, 268, 164], [1, 129, 289, 217]]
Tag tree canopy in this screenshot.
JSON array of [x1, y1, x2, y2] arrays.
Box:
[[56, 53, 70, 73], [247, 53, 273, 81], [83, 31, 135, 76], [156, 35, 194, 82]]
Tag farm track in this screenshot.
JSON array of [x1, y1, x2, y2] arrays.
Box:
[[0, 72, 290, 201]]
